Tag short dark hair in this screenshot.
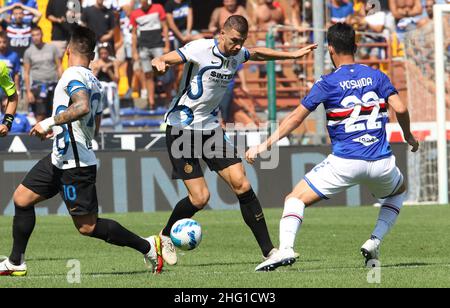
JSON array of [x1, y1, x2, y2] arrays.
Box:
[[69, 25, 96, 57], [327, 23, 357, 55], [31, 26, 42, 33], [223, 15, 249, 35]]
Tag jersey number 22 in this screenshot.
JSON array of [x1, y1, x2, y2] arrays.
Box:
[[341, 91, 384, 133]]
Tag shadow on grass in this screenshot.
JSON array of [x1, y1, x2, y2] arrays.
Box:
[[28, 257, 77, 262], [182, 261, 257, 267], [383, 262, 449, 268], [288, 262, 450, 273], [180, 258, 322, 268], [31, 270, 151, 278]]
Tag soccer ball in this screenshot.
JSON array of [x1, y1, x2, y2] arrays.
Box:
[[170, 219, 202, 251]]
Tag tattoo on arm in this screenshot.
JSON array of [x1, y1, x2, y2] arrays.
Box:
[[54, 90, 90, 125]]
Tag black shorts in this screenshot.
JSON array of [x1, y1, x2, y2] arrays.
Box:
[[22, 154, 98, 216], [166, 125, 242, 180]]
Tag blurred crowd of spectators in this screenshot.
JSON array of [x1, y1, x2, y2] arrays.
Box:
[[0, 0, 448, 133]]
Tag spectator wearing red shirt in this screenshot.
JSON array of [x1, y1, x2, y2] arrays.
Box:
[[131, 0, 170, 110]]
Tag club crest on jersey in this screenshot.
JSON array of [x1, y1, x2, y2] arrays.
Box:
[[352, 134, 379, 147], [184, 163, 194, 174]]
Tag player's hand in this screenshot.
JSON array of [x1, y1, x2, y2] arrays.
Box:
[[151, 58, 169, 76], [245, 143, 268, 165], [0, 124, 9, 137], [292, 44, 318, 59], [30, 123, 54, 141], [405, 134, 419, 152]]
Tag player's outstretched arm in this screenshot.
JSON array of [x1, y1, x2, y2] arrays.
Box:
[[246, 104, 310, 164], [388, 94, 419, 152], [30, 90, 90, 140], [4, 92, 18, 115], [248, 43, 317, 61], [151, 51, 184, 76]]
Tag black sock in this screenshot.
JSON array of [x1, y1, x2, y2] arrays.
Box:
[[9, 205, 36, 265], [162, 197, 201, 237], [238, 189, 274, 257], [91, 218, 150, 255]]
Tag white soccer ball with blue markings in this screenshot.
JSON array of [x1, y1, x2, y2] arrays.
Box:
[[170, 219, 202, 251]]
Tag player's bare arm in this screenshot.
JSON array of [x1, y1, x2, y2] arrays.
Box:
[[4, 92, 18, 116], [387, 94, 419, 152], [54, 90, 90, 124], [246, 105, 311, 164], [0, 93, 19, 137], [151, 51, 184, 75], [0, 61, 19, 136], [30, 89, 90, 140], [248, 43, 318, 61]]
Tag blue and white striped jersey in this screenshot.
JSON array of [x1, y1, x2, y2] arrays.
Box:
[[165, 39, 250, 130], [51, 66, 103, 169]]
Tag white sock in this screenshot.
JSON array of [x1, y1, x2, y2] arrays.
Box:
[[372, 192, 405, 241], [279, 198, 305, 250]]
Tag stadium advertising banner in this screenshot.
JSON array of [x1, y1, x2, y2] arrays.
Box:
[[0, 133, 167, 152], [0, 127, 422, 153], [0, 144, 407, 215]]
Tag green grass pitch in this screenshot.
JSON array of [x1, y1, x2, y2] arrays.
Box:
[[0, 205, 449, 288]]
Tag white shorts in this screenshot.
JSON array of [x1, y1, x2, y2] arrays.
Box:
[[304, 154, 404, 200]]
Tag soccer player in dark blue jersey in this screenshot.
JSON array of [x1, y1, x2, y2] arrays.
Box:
[[247, 23, 419, 272]]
